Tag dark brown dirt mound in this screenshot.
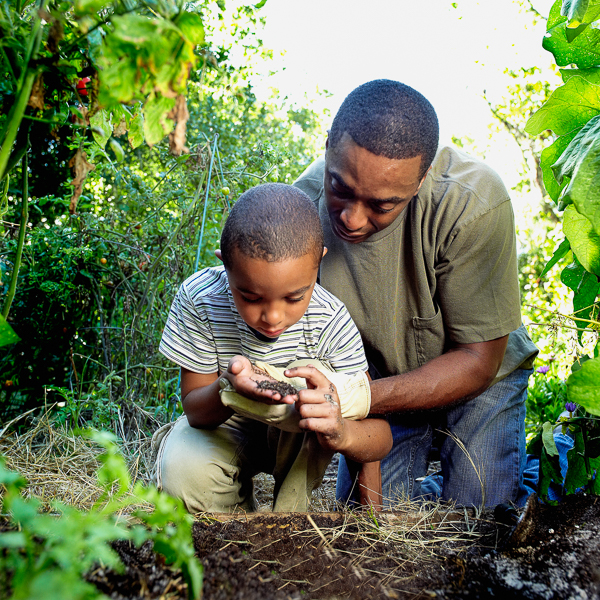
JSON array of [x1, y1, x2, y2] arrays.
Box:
[[73, 495, 600, 599], [438, 494, 600, 600]]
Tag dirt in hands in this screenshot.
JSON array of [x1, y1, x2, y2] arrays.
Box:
[[255, 379, 299, 398]]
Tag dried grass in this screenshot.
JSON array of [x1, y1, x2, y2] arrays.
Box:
[[0, 406, 158, 512]]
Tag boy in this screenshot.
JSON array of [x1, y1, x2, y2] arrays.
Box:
[[154, 183, 391, 512]]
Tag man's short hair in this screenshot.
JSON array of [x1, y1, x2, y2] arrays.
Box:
[[220, 183, 324, 270], [329, 79, 439, 178]]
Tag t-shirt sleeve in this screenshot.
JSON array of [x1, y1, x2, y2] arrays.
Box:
[[316, 303, 369, 374], [435, 198, 522, 344], [159, 283, 219, 373]]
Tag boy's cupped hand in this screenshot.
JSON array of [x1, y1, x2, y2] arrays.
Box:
[[284, 364, 346, 451], [224, 355, 297, 405]]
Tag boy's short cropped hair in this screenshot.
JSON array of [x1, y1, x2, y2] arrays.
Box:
[[220, 183, 324, 270]]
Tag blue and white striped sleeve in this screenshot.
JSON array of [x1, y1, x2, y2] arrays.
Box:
[[159, 283, 219, 374], [318, 304, 368, 375]]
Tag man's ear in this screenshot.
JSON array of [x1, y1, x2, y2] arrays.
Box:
[[416, 166, 432, 193], [215, 249, 223, 261], [325, 131, 330, 152]]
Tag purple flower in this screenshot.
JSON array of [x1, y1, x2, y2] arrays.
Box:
[[565, 402, 577, 413], [536, 365, 550, 374]]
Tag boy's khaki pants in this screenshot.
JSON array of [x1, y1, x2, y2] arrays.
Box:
[[151, 360, 370, 513]]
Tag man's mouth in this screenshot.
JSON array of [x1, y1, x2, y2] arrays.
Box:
[[331, 219, 368, 243]]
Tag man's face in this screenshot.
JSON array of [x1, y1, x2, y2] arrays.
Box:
[[324, 133, 428, 243]]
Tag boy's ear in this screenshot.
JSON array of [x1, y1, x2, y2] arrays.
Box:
[[322, 247, 328, 258], [215, 249, 223, 262]]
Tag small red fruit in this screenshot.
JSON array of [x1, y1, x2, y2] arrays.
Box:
[[4, 380, 13, 388], [76, 77, 91, 97], [100, 257, 107, 265], [158, 393, 165, 400]]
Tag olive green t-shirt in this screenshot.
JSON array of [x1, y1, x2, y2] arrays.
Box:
[[294, 147, 538, 386]]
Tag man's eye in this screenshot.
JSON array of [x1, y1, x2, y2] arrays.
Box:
[[331, 179, 350, 195], [372, 204, 395, 214]]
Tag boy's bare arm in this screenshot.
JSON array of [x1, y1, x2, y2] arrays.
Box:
[[180, 368, 233, 428], [286, 365, 393, 462]]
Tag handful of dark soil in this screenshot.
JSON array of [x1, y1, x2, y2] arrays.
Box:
[[255, 379, 299, 397]]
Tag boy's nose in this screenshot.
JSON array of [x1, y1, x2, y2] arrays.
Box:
[[262, 305, 283, 327]]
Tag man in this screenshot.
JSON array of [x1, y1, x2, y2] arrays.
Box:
[[292, 79, 538, 508]]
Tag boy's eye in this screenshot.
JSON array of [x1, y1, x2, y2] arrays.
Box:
[[287, 295, 305, 303], [241, 295, 261, 303]]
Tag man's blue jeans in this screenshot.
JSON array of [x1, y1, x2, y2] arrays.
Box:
[[337, 368, 533, 509]]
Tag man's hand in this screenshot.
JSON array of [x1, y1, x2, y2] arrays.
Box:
[[224, 355, 296, 405], [285, 364, 347, 452]]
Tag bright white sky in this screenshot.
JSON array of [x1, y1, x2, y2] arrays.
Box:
[[246, 0, 558, 188]]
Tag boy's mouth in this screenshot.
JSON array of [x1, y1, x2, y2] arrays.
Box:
[[260, 327, 285, 338]]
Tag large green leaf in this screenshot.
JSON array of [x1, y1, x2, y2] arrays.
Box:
[[561, 66, 600, 84], [541, 129, 580, 201], [562, 0, 600, 25], [143, 95, 176, 146], [565, 428, 589, 493], [543, 13, 600, 67], [565, 129, 600, 234], [552, 115, 600, 227], [0, 314, 20, 347], [567, 355, 600, 415], [90, 109, 111, 149], [541, 237, 571, 276], [525, 77, 600, 136], [128, 105, 144, 149], [175, 11, 205, 45], [563, 205, 600, 275], [560, 256, 600, 340]]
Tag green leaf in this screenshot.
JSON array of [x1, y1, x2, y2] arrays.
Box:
[[563, 128, 600, 235], [541, 238, 571, 277], [543, 14, 600, 68], [573, 271, 600, 341], [109, 139, 125, 164], [143, 95, 176, 146], [565, 427, 589, 493], [561, 66, 600, 84], [548, 0, 568, 29], [561, 0, 600, 27], [128, 105, 144, 149], [539, 446, 563, 503], [563, 205, 600, 275], [567, 355, 600, 414], [552, 115, 600, 186], [0, 314, 20, 347], [542, 129, 580, 202], [542, 421, 560, 456], [73, 0, 112, 16], [0, 531, 26, 548], [90, 109, 111, 149], [175, 12, 205, 46], [525, 78, 600, 136]]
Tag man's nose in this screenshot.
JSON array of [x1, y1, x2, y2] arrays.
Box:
[[340, 202, 367, 231]]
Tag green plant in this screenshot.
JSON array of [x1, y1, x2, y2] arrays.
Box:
[[525, 369, 568, 438], [0, 429, 202, 599], [524, 0, 600, 503]]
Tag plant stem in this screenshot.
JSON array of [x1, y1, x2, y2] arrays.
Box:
[[2, 152, 28, 320]]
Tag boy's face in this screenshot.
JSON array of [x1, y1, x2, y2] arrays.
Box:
[[224, 250, 321, 339]]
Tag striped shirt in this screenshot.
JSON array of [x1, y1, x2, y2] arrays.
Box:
[[160, 266, 368, 375]]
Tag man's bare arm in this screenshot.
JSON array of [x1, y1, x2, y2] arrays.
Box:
[[369, 336, 509, 414]]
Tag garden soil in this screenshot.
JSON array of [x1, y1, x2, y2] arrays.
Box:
[[85, 493, 600, 600]]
